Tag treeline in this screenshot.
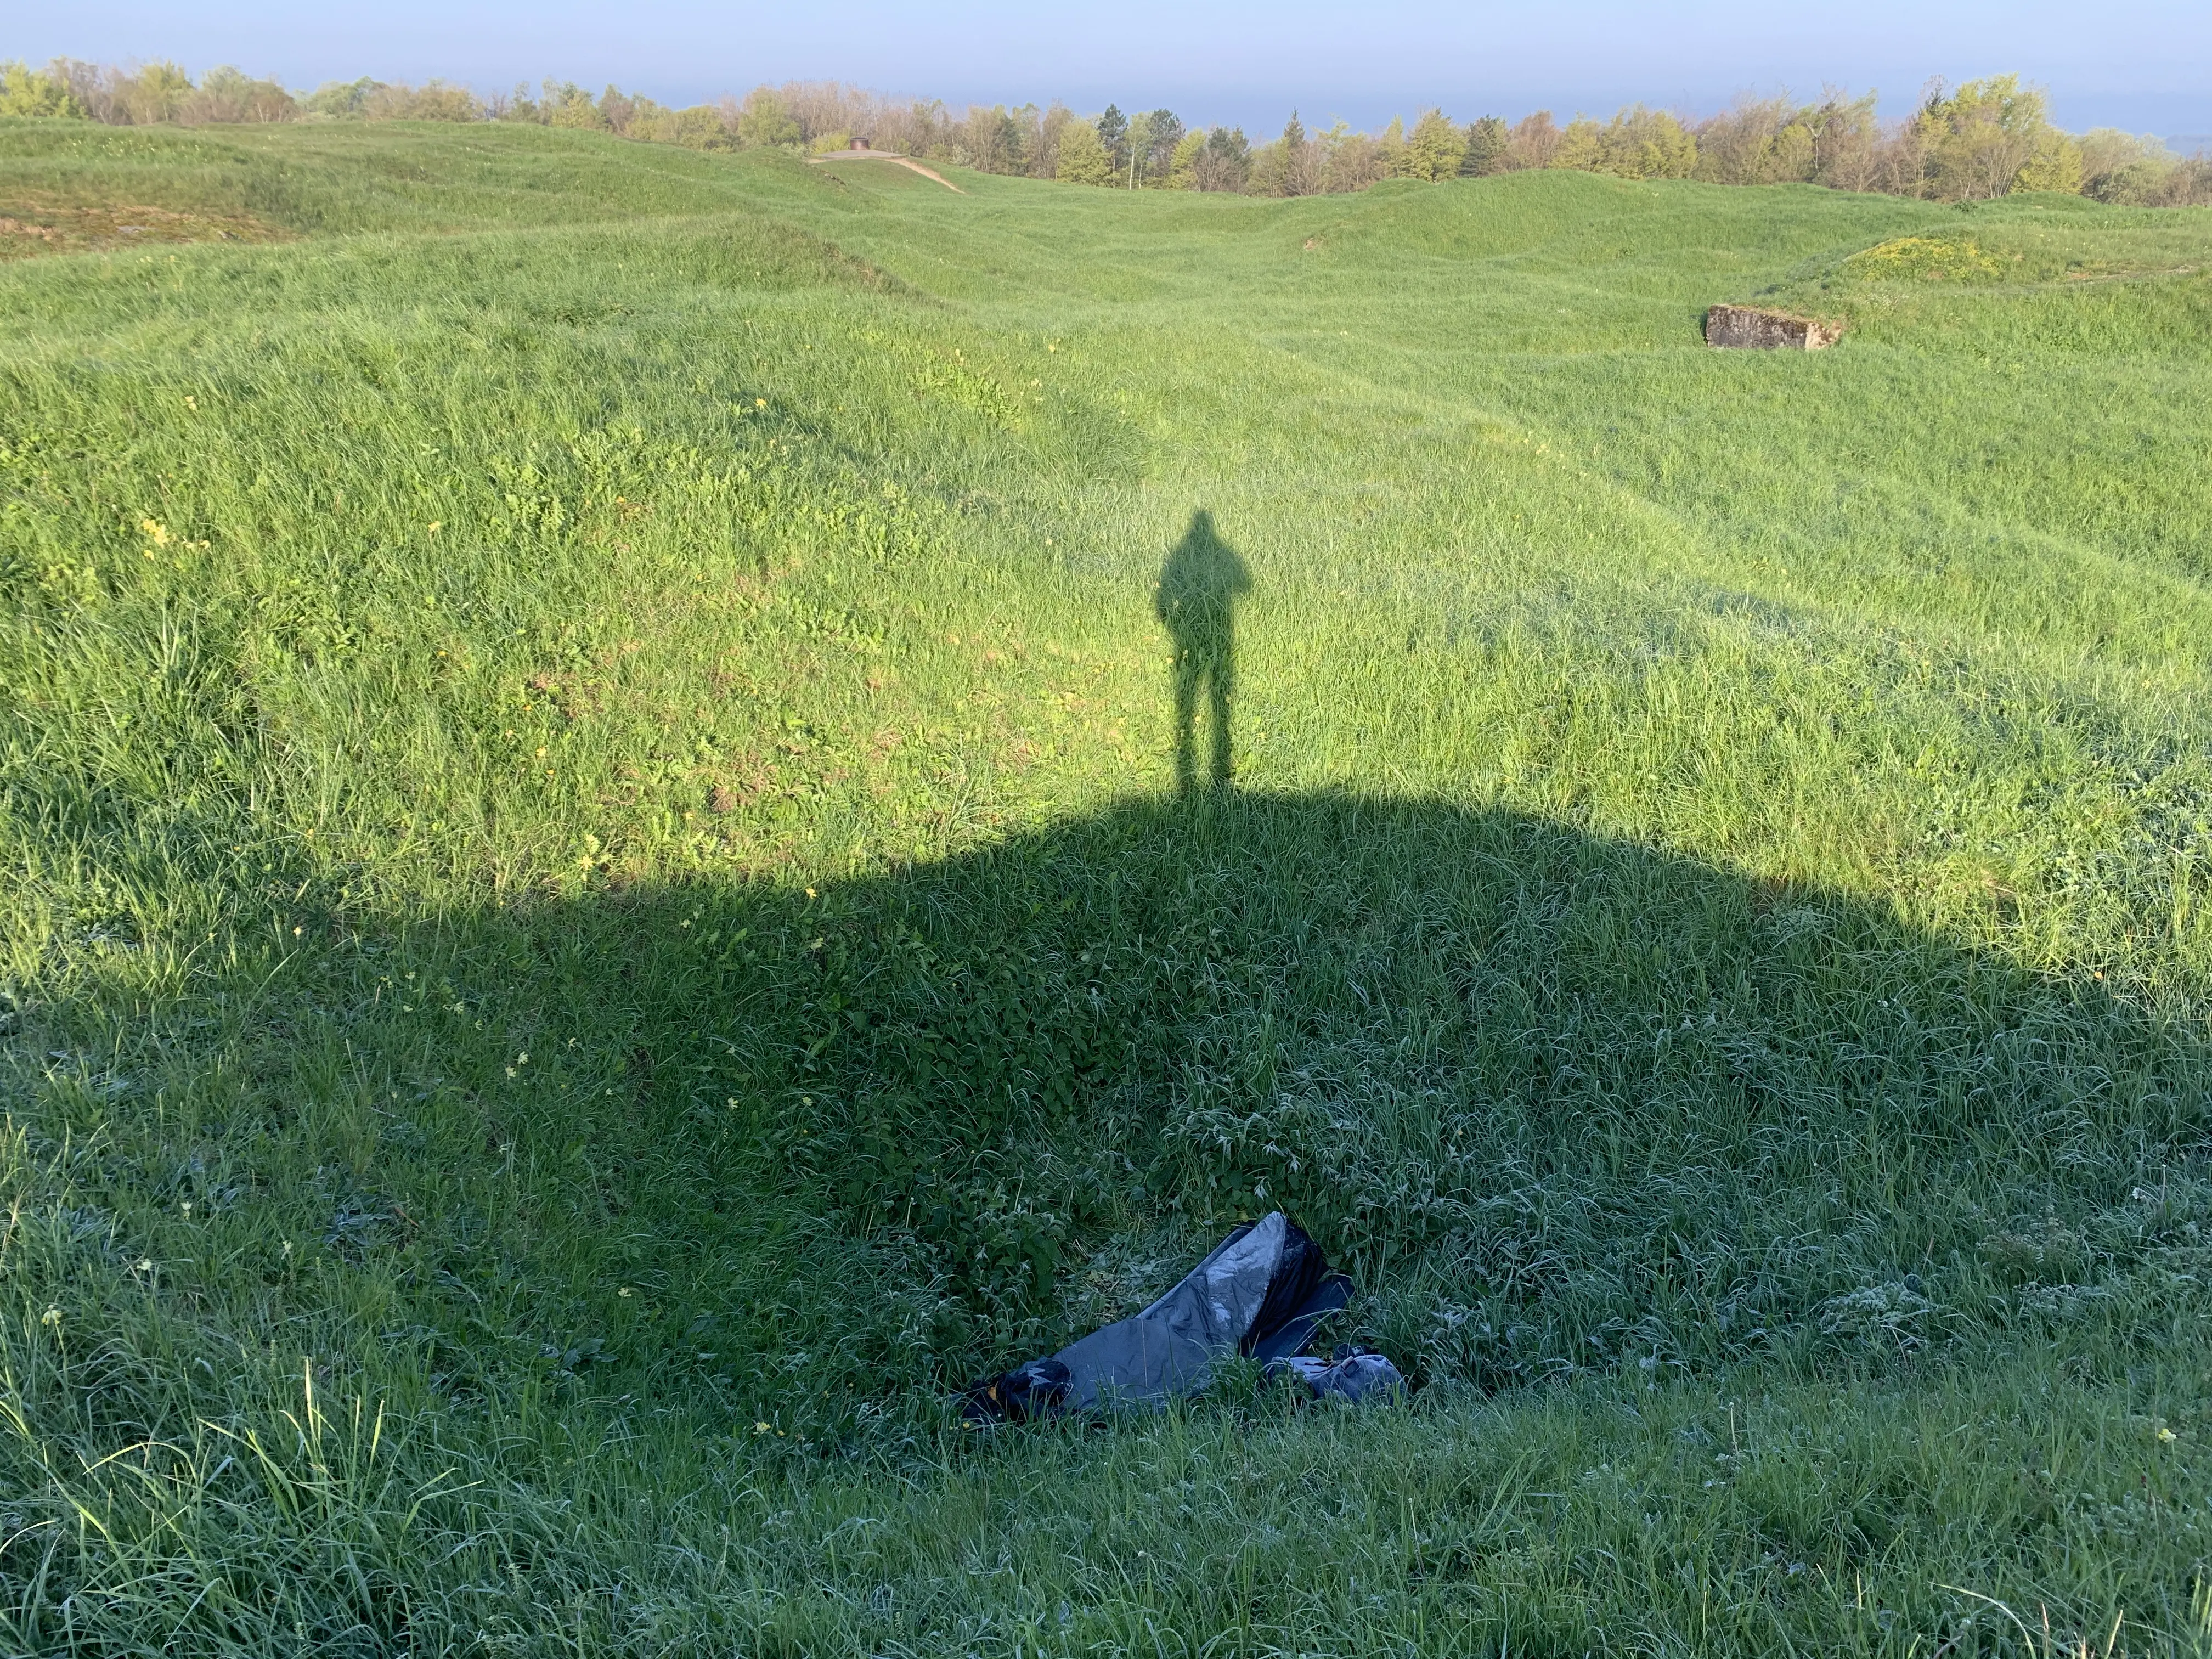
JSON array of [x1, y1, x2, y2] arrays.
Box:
[[4, 57, 2207, 208]]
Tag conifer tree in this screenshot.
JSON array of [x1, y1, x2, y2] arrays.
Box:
[[1404, 108, 1466, 180], [1096, 104, 1128, 173], [1463, 115, 1509, 175]]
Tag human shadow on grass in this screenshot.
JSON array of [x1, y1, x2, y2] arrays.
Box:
[[1156, 510, 1251, 794], [302, 789, 2212, 1435]]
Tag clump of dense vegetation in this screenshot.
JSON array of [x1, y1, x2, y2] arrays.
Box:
[[7, 54, 2210, 204], [2, 119, 2210, 1652]]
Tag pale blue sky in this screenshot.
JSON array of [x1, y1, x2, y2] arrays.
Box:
[[16, 2, 2212, 141]]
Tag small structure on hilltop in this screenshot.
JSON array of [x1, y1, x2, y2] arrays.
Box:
[[1705, 304, 1843, 350]]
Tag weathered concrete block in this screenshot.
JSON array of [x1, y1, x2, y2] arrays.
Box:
[[1705, 304, 1843, 350]]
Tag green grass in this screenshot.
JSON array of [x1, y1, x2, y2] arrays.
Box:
[[4, 116, 2212, 1654]]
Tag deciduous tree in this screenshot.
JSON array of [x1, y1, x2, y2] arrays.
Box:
[[1552, 107, 1696, 180], [114, 61, 194, 125], [1553, 117, 1602, 172], [1506, 111, 1561, 169], [304, 77, 383, 119], [1194, 126, 1250, 192], [957, 104, 1024, 173], [2078, 129, 2194, 204], [0, 61, 82, 118], [543, 81, 604, 129], [1164, 129, 1205, 189], [362, 80, 483, 121], [1122, 110, 1154, 186], [1320, 121, 1392, 192], [1918, 75, 2052, 200], [1056, 120, 1111, 185], [735, 88, 800, 148], [1030, 103, 1079, 178], [1694, 95, 1814, 184], [1249, 111, 1317, 196], [1808, 92, 1880, 192]]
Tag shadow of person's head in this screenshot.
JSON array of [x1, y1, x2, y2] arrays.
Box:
[[1156, 509, 1251, 643]]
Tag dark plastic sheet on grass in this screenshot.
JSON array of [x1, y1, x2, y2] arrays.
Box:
[[963, 1212, 1402, 1422]]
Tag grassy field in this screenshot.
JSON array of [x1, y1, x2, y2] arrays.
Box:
[[4, 115, 2212, 1654]]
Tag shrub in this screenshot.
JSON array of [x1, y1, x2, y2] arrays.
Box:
[[1843, 235, 2004, 282]]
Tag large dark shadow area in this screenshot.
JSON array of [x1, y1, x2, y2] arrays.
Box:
[[377, 789, 2212, 1431], [40, 789, 2211, 1454]]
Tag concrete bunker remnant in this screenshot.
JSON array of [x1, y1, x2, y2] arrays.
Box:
[[1705, 304, 1843, 350]]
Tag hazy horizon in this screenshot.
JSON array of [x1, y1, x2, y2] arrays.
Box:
[[15, 0, 2211, 140]]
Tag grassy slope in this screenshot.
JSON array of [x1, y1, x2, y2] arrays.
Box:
[[4, 119, 2212, 1653]]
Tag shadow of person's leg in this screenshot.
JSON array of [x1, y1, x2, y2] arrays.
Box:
[[1172, 652, 1200, 795], [1208, 652, 1234, 788]]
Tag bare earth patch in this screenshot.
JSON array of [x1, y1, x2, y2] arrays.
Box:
[[805, 151, 964, 193], [0, 199, 290, 259]]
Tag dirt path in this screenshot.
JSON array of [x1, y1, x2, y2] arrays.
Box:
[[805, 152, 964, 194]]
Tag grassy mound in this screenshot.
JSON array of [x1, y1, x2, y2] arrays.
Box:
[[3, 119, 2211, 1653]]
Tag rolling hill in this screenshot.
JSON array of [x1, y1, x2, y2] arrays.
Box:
[[4, 118, 2211, 1654]]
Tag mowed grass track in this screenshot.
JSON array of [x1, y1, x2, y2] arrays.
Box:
[[4, 119, 2212, 1654]]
